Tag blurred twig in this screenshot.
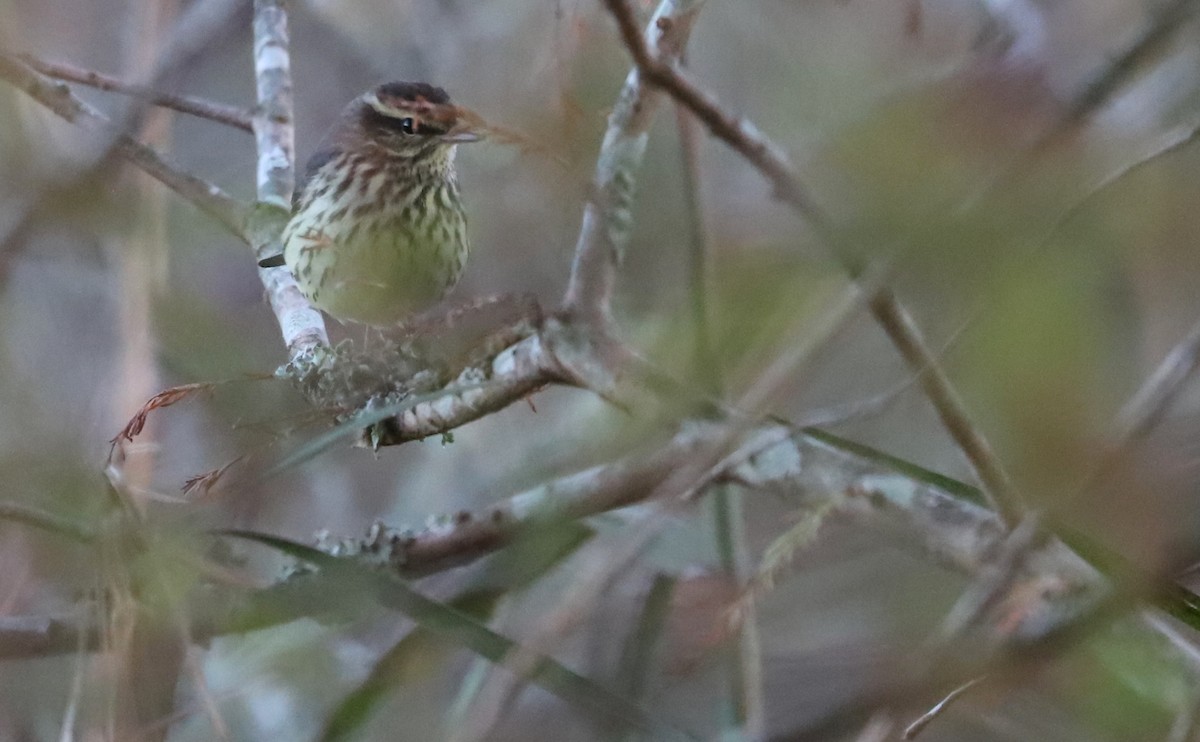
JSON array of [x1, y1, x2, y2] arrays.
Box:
[[1043, 117, 1200, 249], [674, 48, 763, 735], [16, 53, 253, 131], [933, 513, 1043, 642], [0, 54, 250, 236], [902, 676, 985, 740], [1112, 315, 1200, 447], [1041, 0, 1199, 150], [0, 0, 248, 280], [673, 82, 717, 393]]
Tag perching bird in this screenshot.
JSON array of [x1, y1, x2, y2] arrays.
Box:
[[259, 81, 481, 326]]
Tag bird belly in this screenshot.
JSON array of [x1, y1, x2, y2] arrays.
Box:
[[282, 207, 467, 327]]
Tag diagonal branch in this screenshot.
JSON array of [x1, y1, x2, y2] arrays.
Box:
[[1112, 316, 1200, 446], [15, 53, 254, 132]]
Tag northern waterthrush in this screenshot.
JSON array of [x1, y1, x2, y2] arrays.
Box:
[[259, 81, 482, 326]]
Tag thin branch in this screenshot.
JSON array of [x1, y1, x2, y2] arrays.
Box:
[[1112, 315, 1200, 446], [1048, 0, 1198, 146], [1043, 118, 1200, 249], [562, 0, 703, 324], [599, 0, 1024, 526], [867, 290, 1021, 522], [452, 515, 668, 742], [249, 0, 329, 359], [675, 99, 718, 394], [16, 53, 254, 132], [0, 54, 250, 237], [933, 514, 1043, 643], [316, 417, 1086, 604], [675, 68, 762, 733], [902, 676, 985, 740]]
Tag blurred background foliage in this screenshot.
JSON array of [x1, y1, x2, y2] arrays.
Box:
[[3, 0, 1200, 739]]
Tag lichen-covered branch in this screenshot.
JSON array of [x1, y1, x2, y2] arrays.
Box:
[[324, 420, 1101, 630], [249, 0, 329, 359], [562, 0, 702, 324], [362, 330, 562, 447]]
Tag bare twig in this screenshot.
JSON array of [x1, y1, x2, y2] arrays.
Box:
[[1046, 0, 1198, 147], [317, 416, 1093, 613], [1044, 118, 1200, 249], [16, 53, 253, 131], [675, 98, 718, 392], [599, 0, 822, 225], [452, 516, 668, 742], [0, 54, 250, 237], [933, 514, 1043, 643], [902, 676, 985, 740], [1113, 316, 1200, 446]]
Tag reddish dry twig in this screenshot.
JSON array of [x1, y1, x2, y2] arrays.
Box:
[[181, 456, 245, 497], [110, 382, 218, 448]]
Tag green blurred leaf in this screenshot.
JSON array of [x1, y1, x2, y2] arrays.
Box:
[[321, 590, 501, 742], [321, 521, 592, 741], [224, 531, 697, 740]]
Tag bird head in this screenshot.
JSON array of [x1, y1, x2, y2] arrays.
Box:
[[355, 81, 482, 162]]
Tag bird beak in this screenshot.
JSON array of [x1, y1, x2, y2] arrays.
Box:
[[440, 128, 483, 144]]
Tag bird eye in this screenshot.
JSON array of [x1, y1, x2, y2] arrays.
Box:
[[399, 117, 417, 134]]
